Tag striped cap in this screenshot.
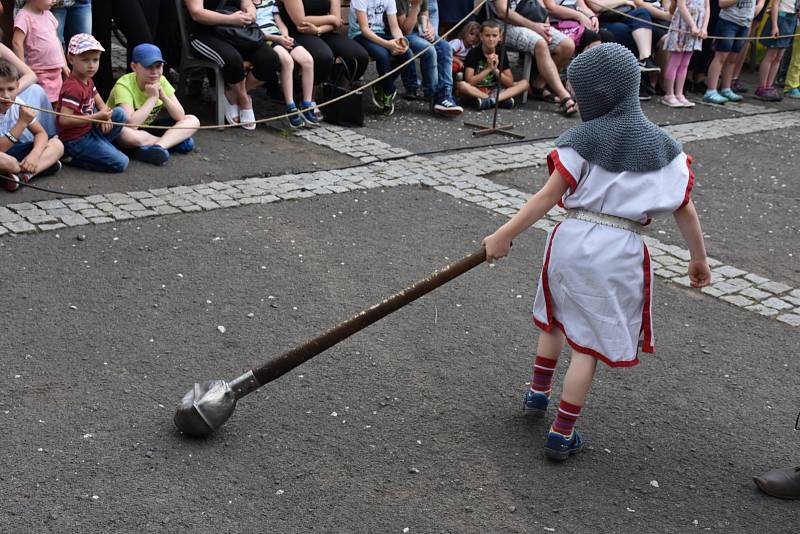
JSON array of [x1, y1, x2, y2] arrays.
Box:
[[67, 33, 105, 56]]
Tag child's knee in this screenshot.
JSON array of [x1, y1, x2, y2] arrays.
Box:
[[48, 137, 64, 157], [110, 107, 128, 123], [0, 152, 20, 172], [279, 51, 294, 68]]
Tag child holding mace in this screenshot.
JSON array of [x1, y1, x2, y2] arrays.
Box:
[[482, 43, 711, 461]]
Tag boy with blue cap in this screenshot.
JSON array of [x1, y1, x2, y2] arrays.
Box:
[[107, 43, 199, 166]]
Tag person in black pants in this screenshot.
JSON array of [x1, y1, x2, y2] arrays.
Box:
[[281, 0, 369, 85], [185, 0, 280, 128], [92, 0, 156, 98]]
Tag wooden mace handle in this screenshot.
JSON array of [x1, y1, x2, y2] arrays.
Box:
[[252, 247, 487, 386]]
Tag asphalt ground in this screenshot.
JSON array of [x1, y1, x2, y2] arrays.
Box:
[[0, 64, 799, 533], [1, 186, 798, 533]]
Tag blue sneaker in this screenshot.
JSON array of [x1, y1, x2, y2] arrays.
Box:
[[544, 429, 583, 461], [785, 87, 800, 98], [300, 101, 322, 126], [719, 88, 743, 102], [133, 145, 170, 166], [286, 102, 304, 129], [703, 90, 728, 105], [171, 137, 195, 154], [522, 390, 549, 417], [477, 96, 496, 110]]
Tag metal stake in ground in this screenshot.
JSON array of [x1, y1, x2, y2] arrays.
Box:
[[464, 0, 526, 140], [174, 248, 488, 437]]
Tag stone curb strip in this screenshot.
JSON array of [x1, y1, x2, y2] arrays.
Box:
[[0, 113, 797, 326]]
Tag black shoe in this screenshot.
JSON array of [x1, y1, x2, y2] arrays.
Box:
[[639, 82, 652, 101], [689, 80, 708, 95], [638, 56, 660, 73], [476, 96, 496, 110], [36, 160, 62, 178], [498, 97, 515, 109]]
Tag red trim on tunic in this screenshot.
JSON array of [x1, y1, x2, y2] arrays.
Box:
[[641, 244, 654, 353], [534, 317, 641, 368], [535, 221, 641, 368], [540, 221, 562, 326], [547, 149, 578, 191], [679, 154, 695, 209]]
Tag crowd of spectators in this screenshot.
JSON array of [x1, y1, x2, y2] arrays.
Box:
[[0, 0, 797, 192]]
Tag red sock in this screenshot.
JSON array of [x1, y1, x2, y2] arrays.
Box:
[[530, 355, 557, 396], [551, 400, 582, 437]]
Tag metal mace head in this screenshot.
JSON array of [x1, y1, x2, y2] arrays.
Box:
[[174, 372, 260, 437]]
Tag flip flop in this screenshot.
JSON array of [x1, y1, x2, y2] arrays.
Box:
[[239, 108, 256, 130]]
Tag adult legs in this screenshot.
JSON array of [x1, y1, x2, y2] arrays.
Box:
[[503, 25, 571, 101], [92, 0, 154, 97], [433, 37, 455, 99], [293, 35, 334, 84], [403, 32, 438, 97], [64, 3, 93, 47], [322, 32, 370, 82]]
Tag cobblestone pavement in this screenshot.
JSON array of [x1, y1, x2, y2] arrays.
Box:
[[1, 110, 798, 327]]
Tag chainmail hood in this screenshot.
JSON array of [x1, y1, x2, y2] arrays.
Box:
[[555, 43, 682, 173]]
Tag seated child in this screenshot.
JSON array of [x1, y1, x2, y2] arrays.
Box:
[[449, 20, 480, 82], [255, 0, 321, 128], [13, 0, 70, 105], [455, 20, 530, 110], [106, 43, 199, 166], [0, 58, 63, 192], [58, 33, 129, 173], [349, 0, 414, 116]]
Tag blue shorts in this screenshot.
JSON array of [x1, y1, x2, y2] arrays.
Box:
[[6, 141, 33, 161], [714, 17, 749, 53], [760, 12, 798, 49]]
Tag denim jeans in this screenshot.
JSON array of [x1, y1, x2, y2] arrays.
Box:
[[428, 0, 439, 32], [52, 1, 93, 46], [63, 107, 129, 173], [400, 32, 455, 100], [353, 34, 414, 94]]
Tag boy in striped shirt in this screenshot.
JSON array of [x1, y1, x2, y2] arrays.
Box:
[[57, 33, 129, 173]]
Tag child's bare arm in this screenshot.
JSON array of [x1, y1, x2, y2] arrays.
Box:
[[499, 67, 515, 88], [464, 66, 494, 86], [11, 29, 26, 61], [673, 199, 711, 287], [483, 169, 570, 261]]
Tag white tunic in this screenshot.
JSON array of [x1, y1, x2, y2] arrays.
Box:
[[532, 148, 695, 367]]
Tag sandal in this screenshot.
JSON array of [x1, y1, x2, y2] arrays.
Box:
[[224, 97, 240, 125], [530, 85, 557, 103], [556, 96, 578, 117], [239, 108, 257, 130]]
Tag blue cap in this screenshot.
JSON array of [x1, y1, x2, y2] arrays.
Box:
[[131, 43, 164, 67]]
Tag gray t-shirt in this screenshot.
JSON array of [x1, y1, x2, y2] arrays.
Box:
[[719, 0, 757, 27], [396, 0, 429, 24]]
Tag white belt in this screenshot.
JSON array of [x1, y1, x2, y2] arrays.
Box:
[[566, 209, 642, 234]]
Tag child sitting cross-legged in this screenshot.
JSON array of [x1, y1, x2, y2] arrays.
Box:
[[455, 20, 530, 110], [106, 43, 199, 166], [57, 33, 129, 173], [0, 58, 63, 192]]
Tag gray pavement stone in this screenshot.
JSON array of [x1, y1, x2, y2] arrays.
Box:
[[90, 217, 115, 224], [776, 313, 800, 326], [60, 214, 89, 226], [762, 297, 793, 310], [5, 221, 36, 233], [721, 294, 753, 307], [758, 281, 792, 294]]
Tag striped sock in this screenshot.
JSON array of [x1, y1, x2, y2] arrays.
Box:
[[530, 355, 557, 396], [551, 400, 582, 437]]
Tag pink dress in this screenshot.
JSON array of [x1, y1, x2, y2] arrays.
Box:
[[532, 148, 695, 367], [14, 8, 65, 102]]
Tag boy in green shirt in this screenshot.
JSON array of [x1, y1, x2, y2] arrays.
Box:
[[107, 43, 199, 166]]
